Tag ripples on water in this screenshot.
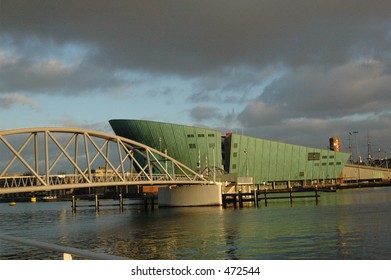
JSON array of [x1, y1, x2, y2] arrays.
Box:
[[1, 187, 391, 260]]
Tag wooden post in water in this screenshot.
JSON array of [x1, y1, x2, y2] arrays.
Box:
[[119, 193, 123, 212], [95, 195, 99, 212], [289, 187, 293, 205], [315, 187, 319, 205], [264, 189, 268, 207], [150, 197, 155, 210], [238, 190, 243, 208], [143, 194, 148, 210], [72, 196, 76, 212], [254, 189, 258, 208]]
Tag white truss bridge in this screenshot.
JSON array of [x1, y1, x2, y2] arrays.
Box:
[[0, 127, 207, 195]]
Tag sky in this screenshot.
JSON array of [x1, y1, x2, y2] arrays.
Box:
[[1, 0, 391, 161]]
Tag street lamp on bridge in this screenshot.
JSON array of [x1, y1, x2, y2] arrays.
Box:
[[349, 131, 360, 183]]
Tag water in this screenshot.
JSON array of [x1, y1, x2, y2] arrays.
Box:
[[1, 187, 391, 260]]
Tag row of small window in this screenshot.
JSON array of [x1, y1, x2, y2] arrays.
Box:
[[308, 152, 335, 160], [231, 162, 342, 170], [231, 152, 339, 161], [315, 162, 342, 166], [189, 143, 216, 149], [187, 134, 215, 138]]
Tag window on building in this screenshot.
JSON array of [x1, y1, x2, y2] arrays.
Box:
[[208, 134, 215, 137], [232, 164, 237, 169], [198, 134, 205, 137], [308, 152, 320, 160], [233, 143, 238, 148], [189, 144, 196, 149], [187, 134, 195, 138], [209, 143, 215, 148], [330, 155, 335, 159], [233, 152, 238, 157], [322, 163, 327, 166], [336, 162, 341, 165]]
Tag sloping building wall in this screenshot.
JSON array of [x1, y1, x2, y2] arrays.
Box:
[[109, 119, 223, 174]]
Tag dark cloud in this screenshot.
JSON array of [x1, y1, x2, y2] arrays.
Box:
[[2, 1, 391, 75], [0, 36, 132, 95], [239, 60, 391, 127], [237, 59, 391, 153], [1, 0, 391, 155]]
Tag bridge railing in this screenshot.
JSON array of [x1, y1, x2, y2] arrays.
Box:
[[0, 173, 205, 189]]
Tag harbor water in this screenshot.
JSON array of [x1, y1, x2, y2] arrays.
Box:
[[1, 187, 391, 260]]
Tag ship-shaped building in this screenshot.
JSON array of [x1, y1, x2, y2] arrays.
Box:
[[109, 119, 351, 189]]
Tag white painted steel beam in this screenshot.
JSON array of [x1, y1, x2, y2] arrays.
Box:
[[0, 127, 207, 194]]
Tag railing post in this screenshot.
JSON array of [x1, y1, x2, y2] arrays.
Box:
[[63, 253, 73, 260]]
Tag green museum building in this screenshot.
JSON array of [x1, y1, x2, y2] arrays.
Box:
[[109, 119, 350, 188]]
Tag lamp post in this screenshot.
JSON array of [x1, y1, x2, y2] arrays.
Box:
[[244, 148, 248, 177], [348, 132, 353, 163], [350, 131, 360, 183]]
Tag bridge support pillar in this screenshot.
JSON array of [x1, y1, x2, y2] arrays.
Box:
[[158, 184, 222, 207]]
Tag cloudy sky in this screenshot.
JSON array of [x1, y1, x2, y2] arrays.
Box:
[[1, 0, 391, 161]]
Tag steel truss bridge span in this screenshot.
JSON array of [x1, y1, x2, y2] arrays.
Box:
[[0, 127, 207, 194]]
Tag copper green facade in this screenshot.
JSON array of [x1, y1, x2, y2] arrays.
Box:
[[109, 119, 350, 186], [109, 119, 222, 174], [226, 133, 350, 186]]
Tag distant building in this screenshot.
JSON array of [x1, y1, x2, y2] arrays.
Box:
[[109, 119, 350, 188], [329, 136, 341, 152]]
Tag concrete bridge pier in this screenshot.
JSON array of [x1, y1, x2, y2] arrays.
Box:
[[158, 183, 222, 207]]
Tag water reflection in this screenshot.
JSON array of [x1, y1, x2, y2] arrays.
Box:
[[1, 188, 391, 259]]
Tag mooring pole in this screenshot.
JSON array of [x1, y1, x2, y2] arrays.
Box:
[[95, 194, 99, 212], [315, 187, 319, 205], [289, 187, 293, 205], [264, 189, 268, 207], [238, 190, 243, 208], [254, 189, 258, 208], [144, 194, 148, 210], [119, 193, 123, 212], [72, 196, 76, 212]]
